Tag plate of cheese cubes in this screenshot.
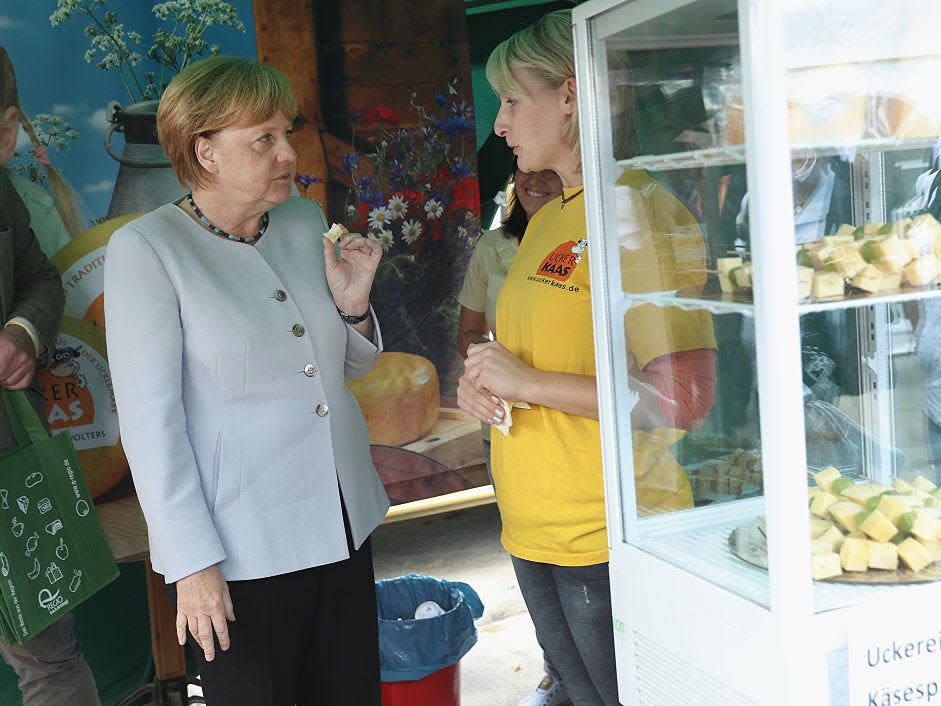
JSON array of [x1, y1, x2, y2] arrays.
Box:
[[729, 466, 941, 583]]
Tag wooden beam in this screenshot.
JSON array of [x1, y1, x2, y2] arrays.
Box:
[[252, 0, 330, 208]]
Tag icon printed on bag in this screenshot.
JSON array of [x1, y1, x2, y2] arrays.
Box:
[[24, 532, 38, 557], [26, 558, 40, 580], [25, 472, 43, 488], [44, 562, 63, 585], [44, 519, 63, 536], [37, 587, 67, 614], [55, 538, 68, 561], [74, 500, 89, 517], [16, 496, 27, 514], [37, 497, 51, 515], [69, 569, 82, 593], [11, 517, 23, 538], [0, 553, 8, 578], [0, 490, 9, 510]]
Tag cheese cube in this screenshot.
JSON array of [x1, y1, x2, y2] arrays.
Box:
[[840, 536, 870, 571], [867, 541, 899, 570], [851, 265, 884, 293], [841, 483, 882, 507], [818, 525, 847, 552], [812, 536, 838, 555], [859, 509, 898, 543], [813, 466, 843, 492], [827, 243, 867, 278], [913, 476, 938, 493], [812, 552, 843, 580], [833, 223, 856, 239], [717, 257, 743, 293], [911, 511, 941, 542], [898, 537, 933, 573], [812, 271, 845, 299], [877, 494, 911, 524], [920, 538, 941, 562], [874, 234, 912, 273], [797, 266, 814, 299], [903, 256, 938, 287], [893, 477, 917, 494], [809, 517, 834, 539], [829, 501, 862, 533], [729, 263, 752, 288], [810, 492, 840, 518]]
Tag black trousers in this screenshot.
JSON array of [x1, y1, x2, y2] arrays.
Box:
[[168, 537, 381, 706]]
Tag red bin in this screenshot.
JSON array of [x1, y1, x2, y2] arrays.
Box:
[[381, 663, 460, 706]]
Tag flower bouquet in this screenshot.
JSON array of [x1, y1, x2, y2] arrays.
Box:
[[328, 82, 481, 392]]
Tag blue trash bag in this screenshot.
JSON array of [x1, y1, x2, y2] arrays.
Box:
[[376, 573, 485, 682]]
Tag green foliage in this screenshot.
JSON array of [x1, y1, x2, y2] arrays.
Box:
[[50, 0, 245, 103]]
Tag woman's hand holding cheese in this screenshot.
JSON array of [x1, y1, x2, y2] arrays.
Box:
[[323, 228, 381, 335]]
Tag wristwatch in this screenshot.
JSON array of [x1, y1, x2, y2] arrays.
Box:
[[336, 305, 370, 324]]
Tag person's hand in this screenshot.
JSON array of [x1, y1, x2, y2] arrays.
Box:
[[323, 231, 382, 318], [175, 565, 235, 662], [34, 146, 50, 167], [457, 341, 531, 423], [0, 326, 36, 390]]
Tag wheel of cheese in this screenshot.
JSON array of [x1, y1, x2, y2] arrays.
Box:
[[51, 212, 145, 329], [35, 317, 128, 499], [347, 352, 440, 446]]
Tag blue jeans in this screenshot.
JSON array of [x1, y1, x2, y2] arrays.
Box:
[[511, 556, 618, 706]]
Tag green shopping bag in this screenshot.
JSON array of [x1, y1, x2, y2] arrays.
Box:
[[0, 389, 118, 645]]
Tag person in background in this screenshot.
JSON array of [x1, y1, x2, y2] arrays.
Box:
[[458, 10, 717, 705], [0, 43, 100, 706], [0, 45, 78, 258], [105, 56, 388, 705], [457, 158, 570, 706]]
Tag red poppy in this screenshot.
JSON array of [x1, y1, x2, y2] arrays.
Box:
[[452, 177, 480, 214], [362, 106, 400, 126]]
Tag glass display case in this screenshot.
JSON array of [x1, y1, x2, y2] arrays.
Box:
[[572, 0, 941, 703]]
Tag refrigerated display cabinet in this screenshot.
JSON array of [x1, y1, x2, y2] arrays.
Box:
[[572, 0, 941, 703]]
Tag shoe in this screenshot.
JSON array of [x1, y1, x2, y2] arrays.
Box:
[[517, 674, 570, 706]]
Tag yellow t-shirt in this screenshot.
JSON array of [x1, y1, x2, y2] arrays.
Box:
[[493, 176, 715, 566]]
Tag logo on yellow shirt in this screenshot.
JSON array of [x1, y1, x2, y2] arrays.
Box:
[[536, 239, 587, 281]]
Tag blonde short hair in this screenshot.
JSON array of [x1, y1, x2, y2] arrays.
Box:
[[157, 56, 298, 189], [486, 9, 636, 160], [486, 10, 579, 155]]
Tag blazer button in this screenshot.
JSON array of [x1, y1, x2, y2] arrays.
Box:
[[304, 363, 318, 377], [274, 289, 287, 302], [315, 403, 329, 417], [292, 324, 305, 337]]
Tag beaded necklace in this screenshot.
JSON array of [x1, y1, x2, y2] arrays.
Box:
[[186, 193, 269, 245]]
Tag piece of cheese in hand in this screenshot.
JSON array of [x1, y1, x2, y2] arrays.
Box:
[[494, 399, 532, 437], [324, 222, 348, 243]]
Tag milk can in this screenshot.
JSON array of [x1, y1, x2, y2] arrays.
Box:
[[104, 100, 184, 218]]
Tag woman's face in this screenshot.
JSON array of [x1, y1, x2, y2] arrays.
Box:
[[493, 68, 573, 175], [199, 110, 296, 207], [513, 167, 563, 219]]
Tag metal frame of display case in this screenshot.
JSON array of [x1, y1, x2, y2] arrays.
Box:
[[574, 0, 941, 703]]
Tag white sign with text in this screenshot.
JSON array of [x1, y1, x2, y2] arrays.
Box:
[[849, 603, 941, 706]]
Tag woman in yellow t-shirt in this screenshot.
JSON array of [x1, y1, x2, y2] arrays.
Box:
[[457, 10, 716, 705], [457, 159, 568, 706]]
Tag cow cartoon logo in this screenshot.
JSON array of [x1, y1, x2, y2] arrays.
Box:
[[41, 345, 94, 429]]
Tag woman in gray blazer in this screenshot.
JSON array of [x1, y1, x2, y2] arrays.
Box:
[[104, 56, 390, 706]]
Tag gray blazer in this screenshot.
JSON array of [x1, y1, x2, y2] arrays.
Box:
[[104, 196, 389, 583]]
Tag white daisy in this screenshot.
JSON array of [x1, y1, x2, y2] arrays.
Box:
[[368, 206, 393, 230], [401, 219, 423, 244], [424, 199, 444, 219], [369, 229, 394, 251], [387, 195, 408, 220]]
